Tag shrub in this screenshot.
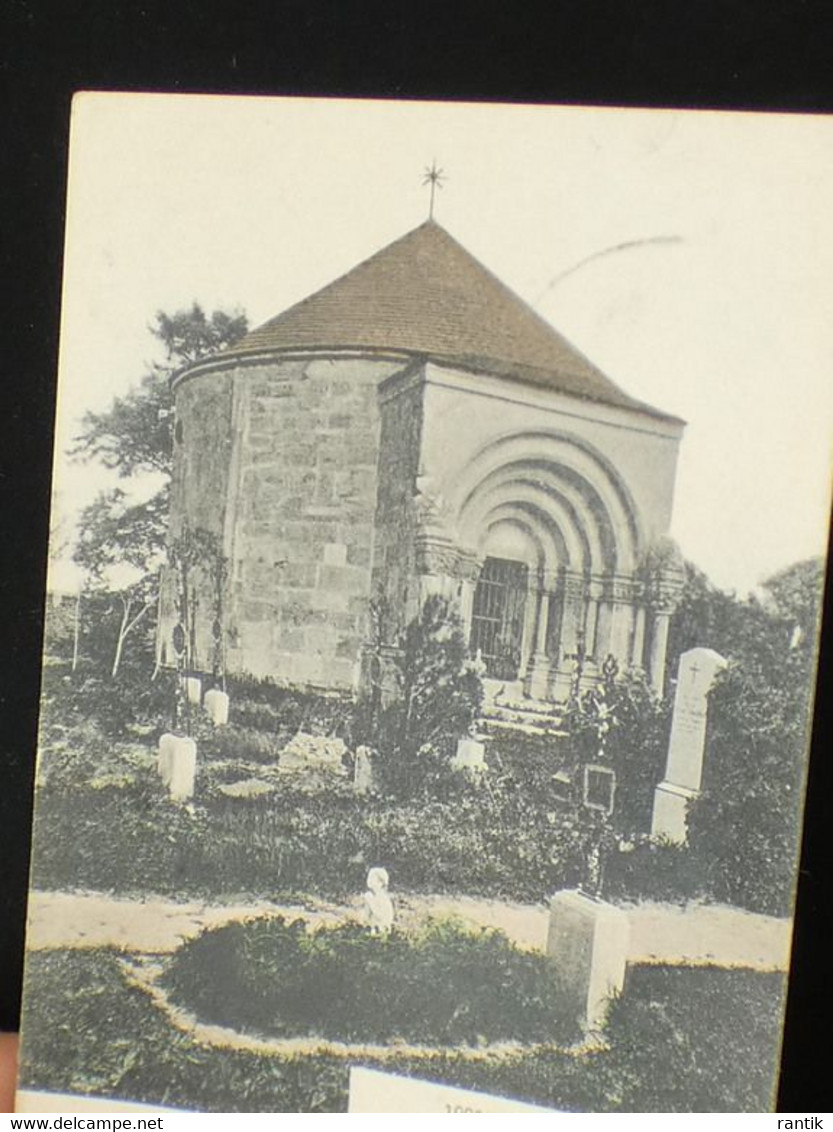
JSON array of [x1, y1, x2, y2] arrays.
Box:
[[360, 596, 483, 798], [687, 661, 811, 916], [560, 666, 670, 837], [599, 965, 786, 1111], [669, 557, 823, 916], [163, 916, 580, 1046]]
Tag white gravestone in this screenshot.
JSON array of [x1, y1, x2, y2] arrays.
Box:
[[157, 732, 196, 802], [651, 646, 728, 843], [364, 866, 394, 935], [353, 745, 374, 794], [182, 675, 202, 706], [157, 732, 177, 788], [546, 888, 629, 1034], [451, 735, 486, 773], [203, 688, 230, 726]]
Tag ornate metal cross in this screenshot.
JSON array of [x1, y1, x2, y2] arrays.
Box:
[[422, 161, 446, 220], [565, 628, 596, 698]]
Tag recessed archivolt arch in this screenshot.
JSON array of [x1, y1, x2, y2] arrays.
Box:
[[462, 483, 592, 572], [481, 511, 550, 571], [479, 501, 571, 571], [445, 429, 642, 573], [460, 466, 612, 573]]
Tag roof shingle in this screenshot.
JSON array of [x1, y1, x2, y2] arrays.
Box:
[[221, 220, 677, 421]]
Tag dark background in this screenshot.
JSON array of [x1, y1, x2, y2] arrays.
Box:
[[1, 0, 831, 1111]]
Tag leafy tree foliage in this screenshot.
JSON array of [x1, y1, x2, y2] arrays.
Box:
[[685, 557, 826, 914], [363, 596, 484, 797], [69, 304, 248, 479], [69, 303, 247, 677], [561, 663, 670, 836]]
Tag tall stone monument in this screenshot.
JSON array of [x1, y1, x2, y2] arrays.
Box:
[[651, 646, 728, 843]]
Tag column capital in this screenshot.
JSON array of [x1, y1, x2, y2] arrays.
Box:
[[604, 574, 640, 604]]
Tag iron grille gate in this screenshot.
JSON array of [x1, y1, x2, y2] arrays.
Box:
[[470, 556, 529, 680]]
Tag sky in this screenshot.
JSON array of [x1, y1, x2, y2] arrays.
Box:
[[50, 93, 833, 597]]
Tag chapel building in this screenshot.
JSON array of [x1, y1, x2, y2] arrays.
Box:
[[162, 221, 685, 715]]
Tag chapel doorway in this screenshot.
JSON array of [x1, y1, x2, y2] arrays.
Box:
[[469, 556, 529, 680]]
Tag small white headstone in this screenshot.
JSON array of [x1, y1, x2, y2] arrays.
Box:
[[203, 688, 230, 726], [451, 735, 486, 773], [364, 866, 393, 935], [167, 736, 197, 802], [353, 745, 374, 794], [183, 675, 202, 706], [157, 732, 177, 788], [546, 888, 629, 1034], [652, 646, 728, 842]]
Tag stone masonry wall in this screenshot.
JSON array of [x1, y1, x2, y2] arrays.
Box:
[[370, 371, 425, 644], [162, 371, 235, 670], [224, 354, 406, 688]]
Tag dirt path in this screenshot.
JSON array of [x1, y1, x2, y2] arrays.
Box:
[[26, 889, 791, 970]]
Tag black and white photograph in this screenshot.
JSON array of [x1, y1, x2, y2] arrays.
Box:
[[15, 94, 833, 1113]]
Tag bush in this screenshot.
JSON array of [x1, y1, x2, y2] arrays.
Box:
[[687, 661, 811, 916], [560, 666, 670, 837], [604, 840, 706, 905], [360, 596, 483, 798], [599, 965, 786, 1111], [670, 557, 823, 916], [163, 916, 579, 1046]]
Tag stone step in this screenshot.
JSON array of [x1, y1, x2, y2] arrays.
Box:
[[481, 699, 565, 736], [490, 697, 562, 718], [483, 716, 567, 737]]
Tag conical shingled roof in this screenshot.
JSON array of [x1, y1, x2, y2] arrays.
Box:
[[227, 220, 675, 421]]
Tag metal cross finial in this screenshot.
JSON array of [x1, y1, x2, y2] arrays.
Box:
[[422, 161, 446, 220]]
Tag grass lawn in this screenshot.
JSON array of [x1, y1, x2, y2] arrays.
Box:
[[20, 947, 784, 1112]]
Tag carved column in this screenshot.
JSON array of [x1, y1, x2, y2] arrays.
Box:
[[631, 604, 647, 671], [552, 569, 586, 700], [644, 544, 686, 697], [583, 576, 604, 665], [648, 609, 672, 696], [606, 575, 636, 669], [526, 575, 553, 700]]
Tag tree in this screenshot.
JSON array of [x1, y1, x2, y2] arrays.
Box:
[[70, 303, 247, 676], [685, 557, 825, 914], [70, 304, 248, 479], [364, 595, 484, 797], [561, 661, 670, 837]]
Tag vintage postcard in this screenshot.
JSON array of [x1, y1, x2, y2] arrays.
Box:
[[16, 94, 833, 1113]]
